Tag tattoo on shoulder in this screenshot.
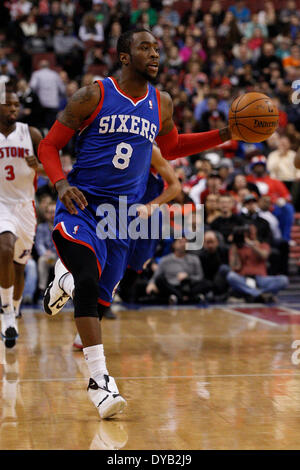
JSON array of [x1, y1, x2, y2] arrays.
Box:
[[60, 84, 100, 129], [71, 85, 95, 105]]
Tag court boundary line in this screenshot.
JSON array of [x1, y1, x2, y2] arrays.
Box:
[[223, 307, 281, 327]]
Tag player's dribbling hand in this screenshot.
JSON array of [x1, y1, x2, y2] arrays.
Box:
[[55, 179, 88, 215], [25, 155, 39, 170], [227, 123, 240, 141]]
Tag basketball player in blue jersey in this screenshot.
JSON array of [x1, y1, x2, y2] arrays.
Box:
[[45, 145, 181, 351], [38, 28, 238, 419]]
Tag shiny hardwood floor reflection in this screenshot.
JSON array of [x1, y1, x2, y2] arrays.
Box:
[[1, 305, 300, 449]]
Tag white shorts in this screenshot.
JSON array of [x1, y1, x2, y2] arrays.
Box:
[[0, 200, 37, 264]]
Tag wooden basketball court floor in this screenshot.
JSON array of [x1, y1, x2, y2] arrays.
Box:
[[1, 302, 300, 450]]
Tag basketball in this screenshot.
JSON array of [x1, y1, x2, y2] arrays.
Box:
[[228, 92, 279, 143]]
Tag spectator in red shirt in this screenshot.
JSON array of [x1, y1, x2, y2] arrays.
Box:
[[246, 155, 295, 241]]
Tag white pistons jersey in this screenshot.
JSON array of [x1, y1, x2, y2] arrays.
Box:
[[0, 122, 36, 203]]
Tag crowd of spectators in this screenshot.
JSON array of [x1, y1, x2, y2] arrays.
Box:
[[1, 0, 299, 306]]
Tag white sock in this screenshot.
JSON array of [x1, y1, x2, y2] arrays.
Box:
[[13, 298, 22, 316], [60, 273, 75, 298], [0, 286, 14, 313], [83, 344, 108, 383]]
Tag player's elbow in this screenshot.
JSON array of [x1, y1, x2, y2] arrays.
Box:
[[159, 148, 175, 160]]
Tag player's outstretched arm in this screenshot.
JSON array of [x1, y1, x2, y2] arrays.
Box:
[[156, 91, 239, 161], [38, 83, 101, 214], [138, 145, 181, 218]]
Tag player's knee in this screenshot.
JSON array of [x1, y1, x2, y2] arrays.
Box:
[[0, 242, 14, 263], [75, 272, 99, 299], [73, 271, 99, 319]]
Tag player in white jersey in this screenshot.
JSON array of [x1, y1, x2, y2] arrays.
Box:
[[0, 90, 43, 348]]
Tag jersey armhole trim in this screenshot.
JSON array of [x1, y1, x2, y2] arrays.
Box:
[[78, 80, 105, 134], [156, 89, 162, 132]]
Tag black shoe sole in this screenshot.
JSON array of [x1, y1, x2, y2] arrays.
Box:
[[2, 327, 18, 349]]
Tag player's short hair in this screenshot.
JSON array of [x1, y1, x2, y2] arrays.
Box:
[[4, 81, 16, 94], [117, 28, 155, 58]]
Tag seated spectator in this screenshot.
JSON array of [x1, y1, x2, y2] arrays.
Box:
[[217, 11, 242, 49], [79, 13, 104, 44], [20, 13, 38, 38], [258, 195, 282, 241], [204, 193, 221, 224], [146, 237, 210, 305], [179, 35, 206, 64], [283, 44, 300, 69], [84, 45, 111, 76], [200, 170, 226, 204], [267, 136, 298, 182], [184, 61, 208, 97], [159, 0, 180, 27], [0, 60, 15, 84], [35, 202, 58, 296], [210, 194, 244, 244], [247, 155, 295, 241], [182, 0, 203, 25], [227, 173, 260, 202], [232, 42, 253, 72], [130, 0, 158, 27], [228, 0, 251, 24], [258, 1, 277, 37], [255, 42, 283, 79], [258, 195, 289, 275], [218, 159, 233, 187], [244, 13, 268, 39], [0, 49, 16, 77], [225, 224, 288, 303], [240, 194, 273, 244], [198, 231, 229, 301], [195, 94, 226, 130], [209, 0, 225, 27], [247, 27, 264, 53], [36, 194, 54, 224]]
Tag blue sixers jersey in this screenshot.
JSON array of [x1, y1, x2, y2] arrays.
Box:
[[68, 77, 161, 204]]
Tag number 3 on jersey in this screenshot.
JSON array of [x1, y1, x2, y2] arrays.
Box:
[[112, 143, 133, 170], [4, 165, 15, 181]]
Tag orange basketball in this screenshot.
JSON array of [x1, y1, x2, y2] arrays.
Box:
[[228, 92, 279, 143]]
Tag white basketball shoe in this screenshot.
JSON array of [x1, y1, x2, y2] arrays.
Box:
[[43, 259, 71, 316], [1, 311, 18, 348], [87, 375, 127, 419]]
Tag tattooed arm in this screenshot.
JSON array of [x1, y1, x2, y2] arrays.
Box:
[[57, 83, 101, 130], [38, 83, 101, 214]]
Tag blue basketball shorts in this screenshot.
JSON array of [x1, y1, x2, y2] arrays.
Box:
[[53, 195, 133, 306]]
